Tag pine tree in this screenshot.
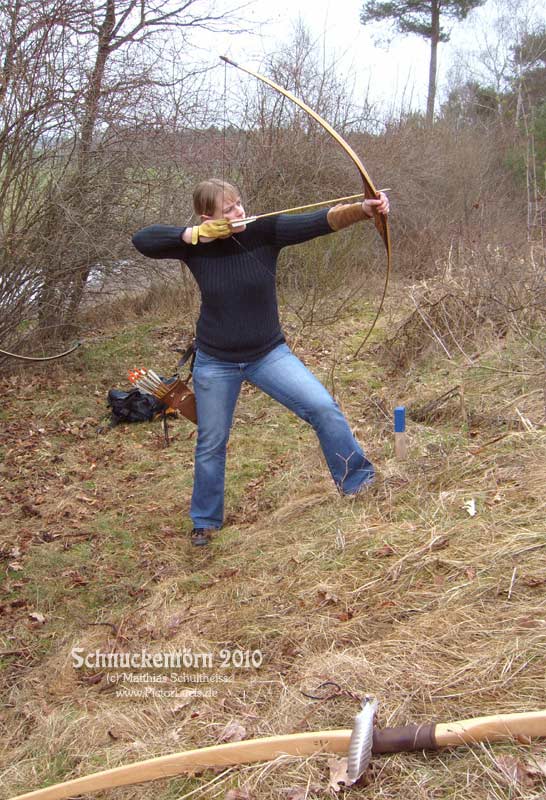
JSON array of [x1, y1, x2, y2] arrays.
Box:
[[360, 0, 486, 124]]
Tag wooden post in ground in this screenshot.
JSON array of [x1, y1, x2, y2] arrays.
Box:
[[394, 406, 407, 460]]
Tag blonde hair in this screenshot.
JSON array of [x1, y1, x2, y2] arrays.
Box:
[[193, 179, 240, 217]]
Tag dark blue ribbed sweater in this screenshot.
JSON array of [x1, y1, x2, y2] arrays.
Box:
[[132, 209, 333, 362]]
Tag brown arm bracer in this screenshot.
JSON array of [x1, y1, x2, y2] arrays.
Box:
[[327, 202, 372, 231]]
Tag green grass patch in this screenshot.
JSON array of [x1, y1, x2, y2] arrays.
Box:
[[1, 282, 545, 800]]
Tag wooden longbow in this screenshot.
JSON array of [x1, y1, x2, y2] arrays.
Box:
[[0, 342, 81, 361], [220, 56, 392, 358], [8, 710, 546, 800]]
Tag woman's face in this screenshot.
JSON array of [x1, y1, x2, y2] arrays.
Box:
[[203, 192, 246, 232]]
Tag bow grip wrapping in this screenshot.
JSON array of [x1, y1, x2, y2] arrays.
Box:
[[372, 723, 437, 754]]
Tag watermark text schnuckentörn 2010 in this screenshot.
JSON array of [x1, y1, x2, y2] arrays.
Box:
[[71, 647, 263, 670]]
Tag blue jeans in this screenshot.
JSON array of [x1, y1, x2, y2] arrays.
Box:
[[190, 343, 374, 529]]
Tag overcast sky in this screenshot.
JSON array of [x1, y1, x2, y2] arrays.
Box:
[[193, 0, 483, 115], [242, 0, 439, 112], [192, 0, 543, 117]]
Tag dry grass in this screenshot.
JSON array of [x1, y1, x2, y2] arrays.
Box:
[[0, 277, 545, 800]]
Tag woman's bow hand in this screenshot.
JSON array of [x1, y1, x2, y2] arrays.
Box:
[[362, 191, 389, 218]]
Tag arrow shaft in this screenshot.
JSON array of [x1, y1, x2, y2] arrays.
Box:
[[230, 190, 392, 228]]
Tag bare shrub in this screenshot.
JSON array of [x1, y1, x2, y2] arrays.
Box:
[[1, 4, 536, 363], [215, 23, 384, 333], [380, 243, 545, 369], [81, 279, 198, 335], [0, 0, 242, 364], [374, 116, 525, 277]]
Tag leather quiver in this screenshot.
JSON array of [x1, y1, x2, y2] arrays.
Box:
[[160, 380, 197, 424]]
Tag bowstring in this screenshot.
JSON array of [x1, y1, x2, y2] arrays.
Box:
[[222, 59, 227, 217], [218, 76, 368, 312], [231, 230, 277, 281], [221, 60, 277, 281]]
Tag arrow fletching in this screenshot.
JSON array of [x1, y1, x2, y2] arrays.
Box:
[[346, 696, 378, 785]]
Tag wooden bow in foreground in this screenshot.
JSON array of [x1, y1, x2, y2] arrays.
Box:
[[220, 55, 392, 357], [9, 710, 546, 800]]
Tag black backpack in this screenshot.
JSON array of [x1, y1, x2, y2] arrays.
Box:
[[104, 343, 195, 432], [106, 387, 166, 427]]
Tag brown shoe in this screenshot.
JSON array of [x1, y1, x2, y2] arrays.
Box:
[[190, 528, 213, 546]]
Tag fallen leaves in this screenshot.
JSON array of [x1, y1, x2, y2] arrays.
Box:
[[375, 543, 396, 557], [225, 783, 323, 800], [328, 757, 349, 792], [60, 569, 89, 588], [80, 672, 104, 686], [493, 753, 546, 789], [335, 609, 354, 622], [283, 785, 322, 800], [522, 574, 546, 588], [316, 589, 339, 605], [218, 721, 247, 743], [20, 503, 42, 517], [314, 589, 354, 621], [74, 493, 97, 505], [224, 789, 254, 800]]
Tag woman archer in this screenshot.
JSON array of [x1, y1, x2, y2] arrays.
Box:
[[132, 179, 390, 546]]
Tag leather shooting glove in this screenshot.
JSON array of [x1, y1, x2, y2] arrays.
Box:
[[190, 218, 233, 245]]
